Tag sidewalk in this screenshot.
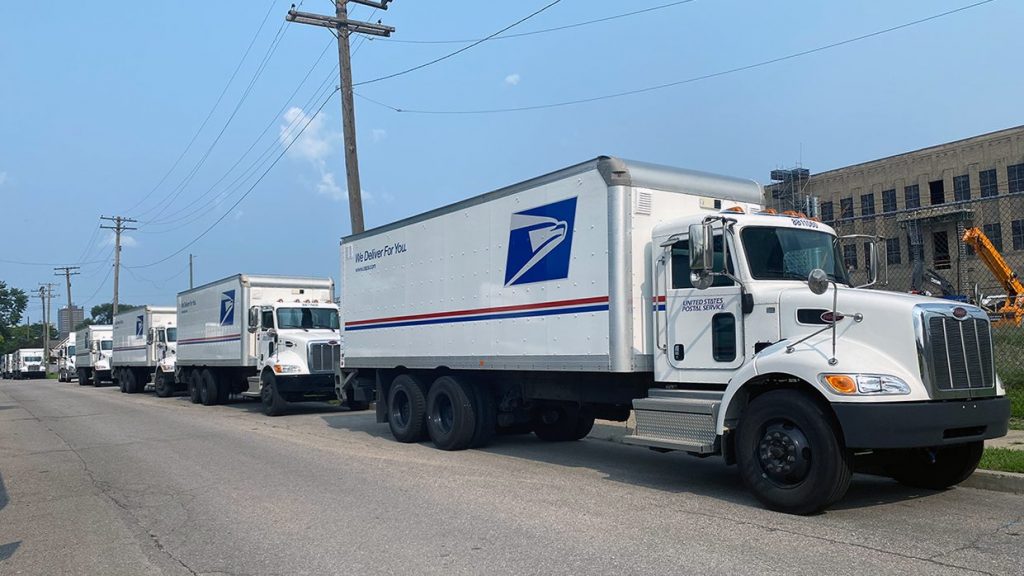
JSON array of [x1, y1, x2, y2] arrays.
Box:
[[986, 428, 1024, 450]]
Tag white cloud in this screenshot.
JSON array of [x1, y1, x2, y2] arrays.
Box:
[[280, 107, 350, 202], [316, 171, 345, 201], [371, 128, 388, 143], [0, 171, 7, 187], [103, 231, 137, 248], [504, 73, 521, 86]]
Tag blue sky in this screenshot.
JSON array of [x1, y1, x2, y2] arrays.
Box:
[[1, 0, 1021, 320]]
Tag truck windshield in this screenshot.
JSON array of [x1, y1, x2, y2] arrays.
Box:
[[68, 345, 76, 356], [101, 340, 113, 351], [741, 227, 849, 285], [25, 356, 42, 363], [165, 328, 177, 343], [277, 308, 339, 330]]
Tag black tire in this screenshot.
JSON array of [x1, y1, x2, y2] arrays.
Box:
[[92, 370, 103, 387], [883, 441, 984, 490], [126, 370, 139, 394], [260, 371, 287, 416], [188, 371, 202, 404], [426, 375, 477, 451], [387, 374, 428, 443], [736, 390, 852, 515], [154, 372, 173, 398], [215, 374, 230, 404], [199, 369, 218, 406], [116, 369, 126, 393], [78, 368, 90, 386], [533, 405, 595, 442], [469, 380, 497, 449]]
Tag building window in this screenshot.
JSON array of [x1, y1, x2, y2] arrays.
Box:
[[905, 184, 920, 209], [980, 169, 998, 198], [1013, 220, 1024, 251], [886, 237, 901, 265], [840, 197, 853, 219], [929, 180, 945, 205], [820, 201, 834, 223], [1009, 163, 1024, 195], [882, 189, 897, 213], [860, 193, 875, 217], [984, 223, 1003, 252], [863, 241, 872, 270], [933, 231, 951, 270], [843, 244, 857, 270], [953, 174, 970, 202]]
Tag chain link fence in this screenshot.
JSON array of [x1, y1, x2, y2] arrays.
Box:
[[830, 192, 1024, 392]]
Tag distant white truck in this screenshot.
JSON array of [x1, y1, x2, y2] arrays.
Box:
[[56, 334, 77, 382], [75, 325, 113, 386], [339, 156, 1010, 514], [175, 274, 367, 415], [0, 353, 11, 378], [12, 348, 45, 379], [112, 306, 177, 396]]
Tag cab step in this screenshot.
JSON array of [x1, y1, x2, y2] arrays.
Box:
[[624, 388, 723, 455], [240, 376, 262, 399]]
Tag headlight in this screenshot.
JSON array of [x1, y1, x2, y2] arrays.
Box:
[[820, 374, 911, 396], [273, 364, 303, 374]]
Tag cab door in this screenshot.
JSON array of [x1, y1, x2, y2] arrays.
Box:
[[664, 234, 745, 376], [257, 307, 276, 363]]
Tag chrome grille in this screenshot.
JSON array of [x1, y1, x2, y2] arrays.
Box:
[[922, 312, 995, 395], [307, 342, 340, 373]]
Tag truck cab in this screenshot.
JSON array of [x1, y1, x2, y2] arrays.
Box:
[[632, 207, 1009, 512], [57, 335, 77, 382], [242, 299, 346, 413]]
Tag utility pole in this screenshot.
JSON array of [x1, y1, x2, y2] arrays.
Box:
[[100, 216, 138, 317], [189, 254, 195, 289], [38, 283, 58, 373], [286, 1, 395, 234], [53, 266, 80, 311]]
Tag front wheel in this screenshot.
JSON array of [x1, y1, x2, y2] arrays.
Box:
[[154, 372, 173, 398], [883, 441, 984, 490], [736, 390, 852, 515], [260, 372, 288, 416]]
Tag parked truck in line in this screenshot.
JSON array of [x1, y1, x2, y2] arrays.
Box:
[[11, 348, 46, 379], [175, 274, 371, 416], [56, 334, 77, 382], [337, 156, 1011, 514], [1, 353, 11, 378], [112, 306, 178, 396], [75, 325, 113, 386]]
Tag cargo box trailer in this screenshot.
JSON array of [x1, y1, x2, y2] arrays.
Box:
[[12, 348, 45, 379], [175, 274, 371, 415], [339, 156, 1010, 514], [75, 325, 113, 386], [112, 306, 177, 396]]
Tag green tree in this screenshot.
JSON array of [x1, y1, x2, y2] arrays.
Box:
[[0, 281, 29, 346], [88, 302, 136, 325], [0, 323, 57, 355]]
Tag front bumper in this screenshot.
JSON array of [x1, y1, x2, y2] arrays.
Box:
[[276, 373, 334, 396], [833, 396, 1011, 449]]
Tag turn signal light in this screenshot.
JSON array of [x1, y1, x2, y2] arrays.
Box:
[[823, 374, 857, 394]]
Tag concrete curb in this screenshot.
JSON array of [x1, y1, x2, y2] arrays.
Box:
[[960, 469, 1024, 495], [587, 421, 1024, 496]]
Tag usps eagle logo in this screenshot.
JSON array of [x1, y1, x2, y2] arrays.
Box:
[[504, 197, 577, 286], [220, 290, 236, 326], [135, 315, 144, 337]]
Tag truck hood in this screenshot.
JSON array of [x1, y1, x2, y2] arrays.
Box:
[[276, 329, 341, 348], [771, 286, 995, 400]]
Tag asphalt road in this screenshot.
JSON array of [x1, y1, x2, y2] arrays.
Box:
[[0, 379, 1022, 576]]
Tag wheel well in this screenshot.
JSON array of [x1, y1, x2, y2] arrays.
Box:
[[722, 372, 840, 464]]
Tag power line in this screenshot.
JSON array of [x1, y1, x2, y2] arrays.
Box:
[[81, 265, 114, 307], [352, 0, 563, 87], [382, 0, 696, 44], [127, 0, 280, 215], [356, 0, 997, 114], [140, 18, 292, 222], [129, 87, 341, 269], [142, 39, 337, 229]]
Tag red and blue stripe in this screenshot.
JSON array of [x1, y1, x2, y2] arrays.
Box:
[[345, 296, 610, 332], [178, 334, 242, 346]]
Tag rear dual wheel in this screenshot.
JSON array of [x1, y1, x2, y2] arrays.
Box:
[[387, 374, 497, 450]]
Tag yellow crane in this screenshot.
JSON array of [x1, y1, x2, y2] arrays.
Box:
[[962, 227, 1024, 327]]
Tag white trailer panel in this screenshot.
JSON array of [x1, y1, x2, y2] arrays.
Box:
[[75, 325, 113, 370], [341, 157, 761, 372]]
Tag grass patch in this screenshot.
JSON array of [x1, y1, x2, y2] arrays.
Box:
[[1009, 385, 1024, 430], [979, 447, 1024, 474]]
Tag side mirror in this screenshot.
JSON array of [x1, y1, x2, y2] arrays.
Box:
[[146, 328, 154, 345], [248, 306, 259, 334], [688, 222, 714, 272], [808, 268, 830, 295]]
